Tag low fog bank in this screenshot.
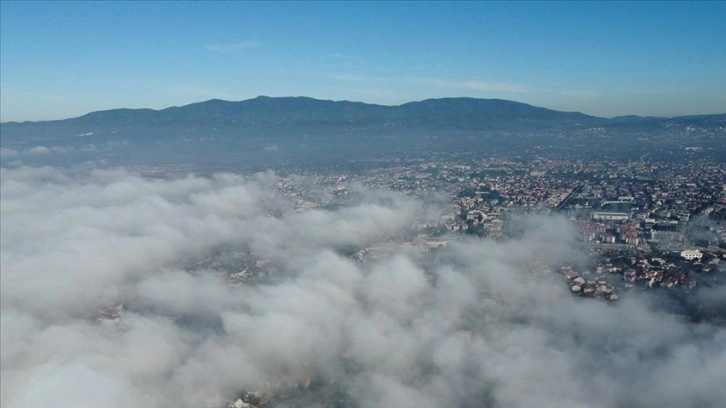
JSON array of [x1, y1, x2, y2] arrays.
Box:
[[1, 165, 724, 408]]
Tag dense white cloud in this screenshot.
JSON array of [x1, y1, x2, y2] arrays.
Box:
[[1, 165, 724, 408]]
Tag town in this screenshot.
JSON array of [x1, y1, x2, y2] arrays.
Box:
[[175, 154, 726, 310]]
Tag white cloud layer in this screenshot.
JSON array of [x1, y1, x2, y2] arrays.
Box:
[[1, 165, 724, 408]]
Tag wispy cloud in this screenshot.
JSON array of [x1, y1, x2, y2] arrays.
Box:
[[411, 77, 531, 93], [204, 40, 263, 53], [329, 86, 400, 101], [326, 73, 387, 82], [329, 53, 367, 64], [169, 85, 241, 100], [558, 89, 601, 98], [0, 83, 75, 104]]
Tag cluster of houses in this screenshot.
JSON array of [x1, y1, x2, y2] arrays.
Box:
[[561, 266, 619, 301]]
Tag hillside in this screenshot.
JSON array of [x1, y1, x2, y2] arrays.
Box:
[[2, 97, 724, 170]]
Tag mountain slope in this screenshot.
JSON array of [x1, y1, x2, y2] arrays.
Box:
[[2, 97, 724, 170], [0, 96, 605, 144]]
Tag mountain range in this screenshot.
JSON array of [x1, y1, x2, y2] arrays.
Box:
[[2, 96, 724, 169]]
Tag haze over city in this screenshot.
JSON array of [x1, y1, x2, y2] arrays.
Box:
[[1, 1, 725, 122]]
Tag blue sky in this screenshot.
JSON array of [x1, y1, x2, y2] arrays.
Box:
[[1, 1, 725, 121]]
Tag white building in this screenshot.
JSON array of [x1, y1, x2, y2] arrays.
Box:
[[591, 211, 629, 221], [680, 250, 703, 261]]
